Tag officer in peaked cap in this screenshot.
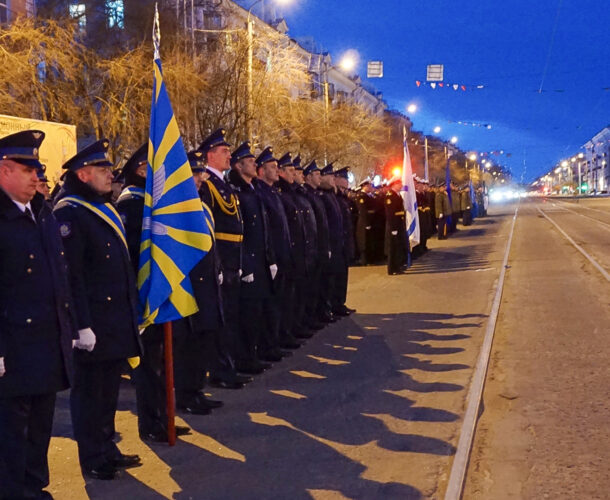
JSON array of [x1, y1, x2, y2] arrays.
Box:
[[255, 147, 303, 352], [333, 167, 356, 314], [54, 139, 142, 479], [0, 130, 78, 498], [228, 141, 277, 374], [302, 160, 332, 324], [355, 176, 376, 265], [384, 175, 408, 274], [275, 152, 315, 341], [293, 155, 305, 185], [318, 163, 347, 319], [198, 130, 251, 389]]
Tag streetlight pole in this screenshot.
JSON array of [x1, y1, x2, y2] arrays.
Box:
[[424, 136, 429, 181]]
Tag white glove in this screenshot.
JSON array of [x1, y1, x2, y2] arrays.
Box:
[[391, 231, 398, 236], [74, 328, 96, 352], [328, 251, 332, 259], [238, 269, 243, 277], [269, 264, 278, 280], [218, 272, 224, 285], [0, 357, 5, 377], [241, 273, 254, 283], [365, 226, 372, 230], [438, 213, 443, 218]]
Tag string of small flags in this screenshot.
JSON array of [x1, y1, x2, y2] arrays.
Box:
[[449, 120, 492, 129], [415, 81, 485, 91]]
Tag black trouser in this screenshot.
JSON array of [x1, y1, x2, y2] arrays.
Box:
[[278, 272, 296, 341], [437, 217, 448, 240], [238, 297, 264, 363], [387, 235, 408, 274], [317, 268, 332, 317], [292, 276, 308, 329], [173, 319, 209, 405], [463, 210, 472, 226], [134, 324, 166, 437], [210, 270, 240, 380], [259, 296, 281, 355], [71, 358, 123, 470], [0, 392, 56, 498], [332, 266, 349, 310]]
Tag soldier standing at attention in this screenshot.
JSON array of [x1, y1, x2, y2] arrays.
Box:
[[0, 131, 78, 499], [54, 139, 142, 480], [197, 129, 251, 389], [384, 177, 409, 275], [435, 183, 451, 240], [333, 167, 356, 315]]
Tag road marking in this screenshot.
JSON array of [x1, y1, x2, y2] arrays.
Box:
[[553, 203, 610, 233], [269, 389, 308, 400], [346, 335, 363, 340], [290, 370, 327, 379], [538, 208, 610, 282], [307, 354, 350, 366], [444, 205, 519, 500]]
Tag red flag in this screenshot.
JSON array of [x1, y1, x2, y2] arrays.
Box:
[[416, 80, 421, 87], [439, 82, 444, 88], [461, 85, 466, 91]]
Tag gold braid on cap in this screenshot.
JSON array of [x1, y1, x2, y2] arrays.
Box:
[[205, 180, 240, 217]]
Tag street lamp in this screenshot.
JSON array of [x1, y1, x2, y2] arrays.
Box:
[[450, 136, 458, 144], [407, 103, 417, 114], [338, 50, 359, 73], [433, 126, 441, 134]]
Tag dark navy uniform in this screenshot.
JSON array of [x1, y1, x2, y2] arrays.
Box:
[[198, 129, 246, 387], [228, 144, 275, 372], [302, 161, 331, 322], [355, 182, 377, 265], [54, 140, 141, 476], [384, 185, 409, 274], [318, 165, 346, 315], [334, 167, 356, 313], [0, 131, 78, 498]]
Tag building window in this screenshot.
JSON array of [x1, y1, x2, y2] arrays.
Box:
[[69, 4, 86, 29], [106, 0, 124, 29]]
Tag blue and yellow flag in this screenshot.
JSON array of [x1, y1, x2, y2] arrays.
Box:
[[138, 6, 212, 327]]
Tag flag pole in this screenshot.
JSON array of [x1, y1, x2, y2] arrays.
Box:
[[163, 321, 176, 446]]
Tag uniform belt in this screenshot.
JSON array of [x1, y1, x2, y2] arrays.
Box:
[[394, 211, 405, 215], [215, 232, 243, 243]]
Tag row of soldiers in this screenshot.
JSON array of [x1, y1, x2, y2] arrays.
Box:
[[349, 176, 485, 272], [0, 128, 360, 497]]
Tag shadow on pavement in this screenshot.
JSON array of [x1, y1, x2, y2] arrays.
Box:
[[50, 310, 479, 499], [407, 245, 492, 275]]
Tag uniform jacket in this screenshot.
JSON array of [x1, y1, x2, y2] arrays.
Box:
[[275, 177, 307, 277], [319, 187, 346, 271], [53, 174, 141, 362], [116, 182, 145, 274], [435, 190, 452, 218], [336, 189, 356, 264], [303, 184, 330, 267], [460, 190, 472, 211], [228, 170, 274, 298], [384, 189, 408, 255], [200, 172, 243, 274], [255, 179, 293, 273], [0, 189, 77, 397], [293, 184, 318, 274]]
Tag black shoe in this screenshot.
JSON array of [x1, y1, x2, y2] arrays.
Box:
[[197, 395, 224, 409], [83, 463, 119, 480], [294, 329, 314, 339], [280, 338, 302, 349], [140, 425, 191, 443], [176, 424, 191, 436], [112, 454, 142, 470], [280, 349, 293, 357], [259, 349, 283, 362], [236, 360, 265, 375], [177, 399, 213, 415], [209, 378, 245, 389], [307, 321, 325, 330], [345, 307, 356, 314], [331, 308, 350, 317]]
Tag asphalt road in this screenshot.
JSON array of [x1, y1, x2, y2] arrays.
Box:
[[464, 197, 610, 499], [45, 197, 609, 499]]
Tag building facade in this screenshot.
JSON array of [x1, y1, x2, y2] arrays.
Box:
[[583, 126, 610, 194]]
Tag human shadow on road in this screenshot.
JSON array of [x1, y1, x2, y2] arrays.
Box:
[[407, 245, 492, 274]]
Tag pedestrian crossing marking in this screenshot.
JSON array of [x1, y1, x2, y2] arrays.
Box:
[[307, 488, 354, 499], [346, 335, 363, 340], [308, 354, 350, 366], [269, 389, 308, 399], [364, 326, 379, 330], [176, 419, 246, 462], [290, 370, 327, 379]]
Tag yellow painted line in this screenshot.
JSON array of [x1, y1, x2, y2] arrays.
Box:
[[363, 326, 378, 330], [346, 335, 363, 340], [175, 416, 245, 462], [307, 354, 350, 366], [290, 370, 327, 379], [269, 389, 308, 400], [307, 489, 354, 499]]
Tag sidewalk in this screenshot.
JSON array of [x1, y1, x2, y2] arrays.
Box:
[[48, 209, 514, 500]]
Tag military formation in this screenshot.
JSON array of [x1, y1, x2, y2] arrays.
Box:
[[0, 128, 486, 498]]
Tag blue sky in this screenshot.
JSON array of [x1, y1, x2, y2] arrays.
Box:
[[271, 0, 610, 182]]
